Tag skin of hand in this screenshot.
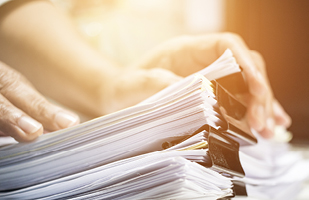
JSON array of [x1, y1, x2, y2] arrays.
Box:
[[0, 0, 290, 141], [131, 33, 292, 138], [0, 0, 182, 142], [0, 61, 79, 142]]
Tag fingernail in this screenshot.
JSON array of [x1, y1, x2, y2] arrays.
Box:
[[18, 116, 42, 135], [55, 112, 78, 129], [254, 105, 265, 131]]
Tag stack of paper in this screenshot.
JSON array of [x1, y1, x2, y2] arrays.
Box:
[[0, 150, 233, 199], [0, 49, 308, 200]]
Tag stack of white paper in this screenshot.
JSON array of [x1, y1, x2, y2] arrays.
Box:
[[1, 49, 308, 200], [0, 49, 240, 191], [0, 150, 233, 199]]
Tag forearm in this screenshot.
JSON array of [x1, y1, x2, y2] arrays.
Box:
[[0, 0, 119, 117]]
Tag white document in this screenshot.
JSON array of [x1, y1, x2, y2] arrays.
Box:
[[1, 49, 308, 200]]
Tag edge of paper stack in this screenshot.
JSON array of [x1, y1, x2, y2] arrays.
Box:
[[0, 49, 308, 200]]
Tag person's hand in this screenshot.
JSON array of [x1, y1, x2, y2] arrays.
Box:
[[0, 62, 79, 142], [133, 32, 291, 138], [103, 68, 182, 113]]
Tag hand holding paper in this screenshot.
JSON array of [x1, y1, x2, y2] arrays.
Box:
[[132, 33, 291, 138], [0, 50, 307, 200], [0, 61, 79, 142]]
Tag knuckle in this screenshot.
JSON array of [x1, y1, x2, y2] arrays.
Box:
[[250, 50, 264, 62], [28, 98, 52, 119], [0, 102, 19, 122], [221, 32, 244, 46], [0, 63, 25, 92], [0, 103, 8, 116], [250, 50, 266, 71], [0, 103, 22, 138], [223, 32, 239, 40]]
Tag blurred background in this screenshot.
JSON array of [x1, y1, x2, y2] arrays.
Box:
[[52, 0, 309, 144]]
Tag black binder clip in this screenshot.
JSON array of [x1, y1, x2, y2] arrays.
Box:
[[211, 78, 257, 146], [192, 125, 246, 178], [207, 126, 245, 177], [162, 124, 246, 178], [232, 180, 247, 196], [162, 73, 256, 178]]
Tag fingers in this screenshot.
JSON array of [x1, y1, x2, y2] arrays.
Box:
[[273, 100, 292, 127], [248, 50, 291, 138], [131, 32, 291, 139], [0, 62, 79, 142], [246, 50, 273, 136], [247, 94, 275, 138], [1, 76, 79, 131], [216, 34, 269, 133], [217, 33, 268, 97], [245, 50, 276, 137], [216, 33, 291, 138], [0, 93, 43, 142]]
